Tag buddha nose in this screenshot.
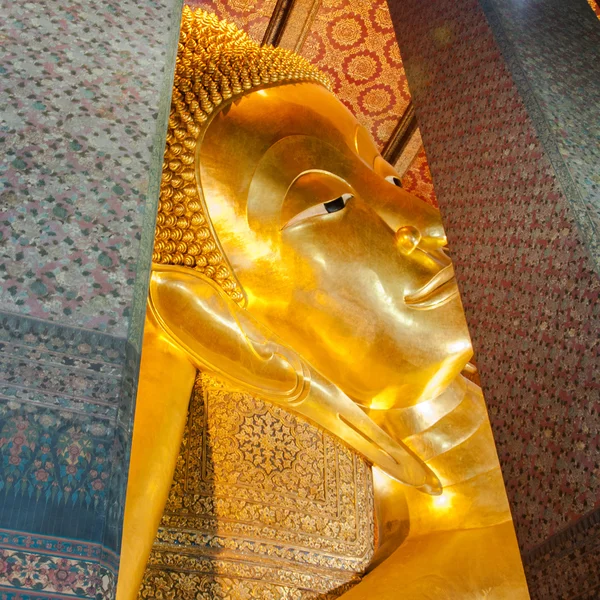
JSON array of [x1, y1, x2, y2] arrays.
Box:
[[395, 225, 422, 255]]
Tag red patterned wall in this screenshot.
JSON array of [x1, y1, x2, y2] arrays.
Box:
[[300, 0, 410, 150], [401, 147, 438, 208]]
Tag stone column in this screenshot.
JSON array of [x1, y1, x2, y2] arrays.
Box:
[[0, 1, 182, 598], [386, 0, 600, 597], [480, 0, 600, 269]]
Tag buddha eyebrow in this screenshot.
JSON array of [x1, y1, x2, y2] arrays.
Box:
[[353, 125, 379, 168]]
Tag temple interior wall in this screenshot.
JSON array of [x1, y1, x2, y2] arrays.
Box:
[[480, 0, 600, 270]]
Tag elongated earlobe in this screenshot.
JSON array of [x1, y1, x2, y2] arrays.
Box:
[[148, 264, 441, 495], [149, 264, 310, 403]]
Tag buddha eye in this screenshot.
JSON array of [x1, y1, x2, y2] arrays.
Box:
[[283, 193, 353, 229], [385, 175, 403, 188], [324, 195, 349, 213]]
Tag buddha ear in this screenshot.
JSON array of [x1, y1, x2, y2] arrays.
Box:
[[148, 264, 309, 402], [148, 265, 441, 495]]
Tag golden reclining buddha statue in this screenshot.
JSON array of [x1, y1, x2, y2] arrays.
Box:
[[118, 8, 529, 599]]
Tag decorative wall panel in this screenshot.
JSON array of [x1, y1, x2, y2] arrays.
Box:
[[0, 0, 182, 597], [0, 529, 117, 599], [140, 374, 374, 599], [523, 506, 600, 600], [1, 1, 177, 339], [480, 0, 600, 270], [0, 313, 126, 599]]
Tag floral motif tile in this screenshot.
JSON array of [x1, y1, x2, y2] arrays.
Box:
[[0, 529, 117, 600], [301, 0, 410, 150]]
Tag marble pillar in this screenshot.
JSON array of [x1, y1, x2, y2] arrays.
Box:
[[386, 0, 600, 597], [0, 1, 182, 597], [480, 0, 600, 270]]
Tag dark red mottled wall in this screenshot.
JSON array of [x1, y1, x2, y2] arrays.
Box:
[[386, 0, 599, 597]]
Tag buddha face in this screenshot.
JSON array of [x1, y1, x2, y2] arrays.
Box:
[[198, 83, 472, 409]]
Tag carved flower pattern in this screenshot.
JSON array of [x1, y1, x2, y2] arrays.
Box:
[[237, 411, 300, 475], [205, 382, 325, 495], [146, 373, 375, 599], [0, 549, 113, 598]]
